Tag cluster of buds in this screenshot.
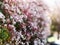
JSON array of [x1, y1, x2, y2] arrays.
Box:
[[0, 0, 51, 45]]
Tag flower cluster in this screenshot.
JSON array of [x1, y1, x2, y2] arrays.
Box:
[[0, 0, 51, 45]]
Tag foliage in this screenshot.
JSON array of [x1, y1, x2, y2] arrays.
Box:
[[0, 27, 10, 41]]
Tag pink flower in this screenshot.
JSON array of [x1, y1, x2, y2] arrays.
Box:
[[1, 0, 51, 44]]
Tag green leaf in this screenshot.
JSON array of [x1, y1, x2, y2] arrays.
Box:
[[0, 32, 9, 40], [0, 27, 10, 41]]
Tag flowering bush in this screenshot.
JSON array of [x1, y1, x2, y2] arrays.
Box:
[[0, 0, 51, 45]]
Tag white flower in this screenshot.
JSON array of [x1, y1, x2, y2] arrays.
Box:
[[0, 12, 5, 18], [6, 44, 10, 45], [4, 4, 10, 10], [16, 7, 21, 14]]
